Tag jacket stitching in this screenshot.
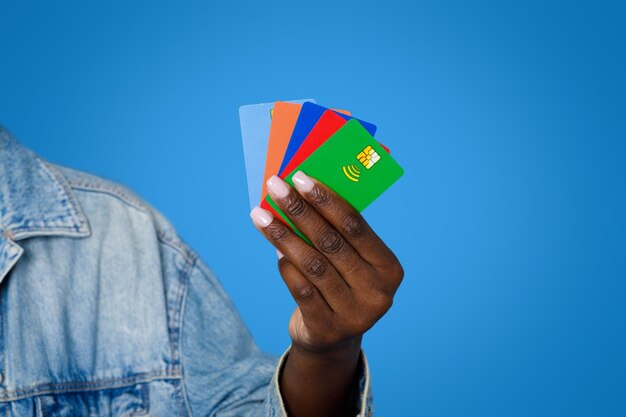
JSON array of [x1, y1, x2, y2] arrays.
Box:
[[39, 397, 47, 417], [43, 162, 89, 231], [130, 383, 150, 417], [174, 380, 188, 417], [177, 259, 195, 417], [0, 371, 181, 403], [69, 185, 149, 214], [33, 382, 151, 417], [167, 281, 182, 366], [35, 396, 44, 417], [1, 292, 6, 399], [62, 170, 150, 214], [168, 273, 185, 364], [156, 232, 197, 267], [9, 226, 84, 235]]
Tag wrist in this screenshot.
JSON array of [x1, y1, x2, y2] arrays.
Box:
[[280, 336, 363, 417], [289, 335, 363, 365]]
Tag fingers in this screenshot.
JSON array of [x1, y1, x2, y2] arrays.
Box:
[[250, 207, 353, 313], [266, 175, 373, 284], [277, 255, 340, 342], [290, 171, 402, 282]]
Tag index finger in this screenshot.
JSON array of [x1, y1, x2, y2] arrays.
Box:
[[290, 170, 400, 270]]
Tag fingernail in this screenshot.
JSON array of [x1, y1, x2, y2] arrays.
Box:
[[250, 206, 273, 228], [276, 249, 284, 259], [266, 175, 290, 199], [292, 171, 314, 193]]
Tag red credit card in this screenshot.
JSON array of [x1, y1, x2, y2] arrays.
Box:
[[281, 110, 390, 179]]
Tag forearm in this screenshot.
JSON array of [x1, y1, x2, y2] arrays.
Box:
[[280, 337, 363, 417]]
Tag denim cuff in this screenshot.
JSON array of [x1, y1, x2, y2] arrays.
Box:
[[266, 346, 374, 417]]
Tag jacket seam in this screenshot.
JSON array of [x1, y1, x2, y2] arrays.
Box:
[[43, 162, 90, 231], [9, 226, 85, 236], [168, 252, 194, 365], [68, 184, 149, 214], [157, 232, 197, 267], [177, 257, 196, 417], [1, 292, 7, 398], [0, 371, 182, 403]]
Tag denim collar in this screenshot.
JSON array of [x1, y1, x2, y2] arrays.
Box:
[[0, 126, 90, 241]]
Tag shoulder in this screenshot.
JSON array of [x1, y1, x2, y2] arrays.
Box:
[[57, 164, 150, 214], [49, 162, 198, 266]]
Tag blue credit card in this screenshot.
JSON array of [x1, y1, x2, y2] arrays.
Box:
[[239, 99, 315, 210], [277, 102, 377, 176]]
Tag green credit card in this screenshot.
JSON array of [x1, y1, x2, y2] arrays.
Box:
[[266, 119, 404, 242]]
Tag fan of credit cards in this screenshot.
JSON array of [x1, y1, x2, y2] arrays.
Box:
[[239, 99, 404, 241]]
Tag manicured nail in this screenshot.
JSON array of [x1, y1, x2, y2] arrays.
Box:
[[250, 206, 273, 228], [266, 175, 290, 199], [276, 249, 284, 259], [292, 171, 314, 192]]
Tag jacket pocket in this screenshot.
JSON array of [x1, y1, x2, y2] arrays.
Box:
[[36, 383, 149, 417]]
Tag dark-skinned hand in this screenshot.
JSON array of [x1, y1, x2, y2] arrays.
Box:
[[250, 170, 403, 417]]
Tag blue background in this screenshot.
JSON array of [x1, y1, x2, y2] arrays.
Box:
[[1, 1, 625, 416]]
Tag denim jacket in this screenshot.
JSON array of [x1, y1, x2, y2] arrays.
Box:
[[0, 127, 372, 417]]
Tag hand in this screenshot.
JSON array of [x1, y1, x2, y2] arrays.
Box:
[[250, 170, 404, 417], [251, 171, 403, 353]]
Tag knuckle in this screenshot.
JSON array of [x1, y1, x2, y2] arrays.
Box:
[[309, 186, 332, 208], [267, 222, 289, 242], [284, 195, 309, 218], [382, 259, 405, 285], [340, 213, 366, 238], [392, 262, 405, 282], [294, 283, 317, 302], [317, 229, 345, 255], [370, 290, 393, 314], [303, 254, 329, 278]]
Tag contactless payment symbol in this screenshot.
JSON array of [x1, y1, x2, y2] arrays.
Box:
[[342, 164, 362, 182], [357, 145, 380, 169]]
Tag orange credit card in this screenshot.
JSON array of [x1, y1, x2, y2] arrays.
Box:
[[260, 102, 303, 205]]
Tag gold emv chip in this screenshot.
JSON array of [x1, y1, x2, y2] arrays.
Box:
[[356, 145, 381, 169]]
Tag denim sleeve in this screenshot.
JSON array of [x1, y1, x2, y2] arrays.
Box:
[[181, 257, 374, 417]]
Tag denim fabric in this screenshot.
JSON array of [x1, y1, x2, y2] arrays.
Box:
[[0, 127, 373, 417]]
